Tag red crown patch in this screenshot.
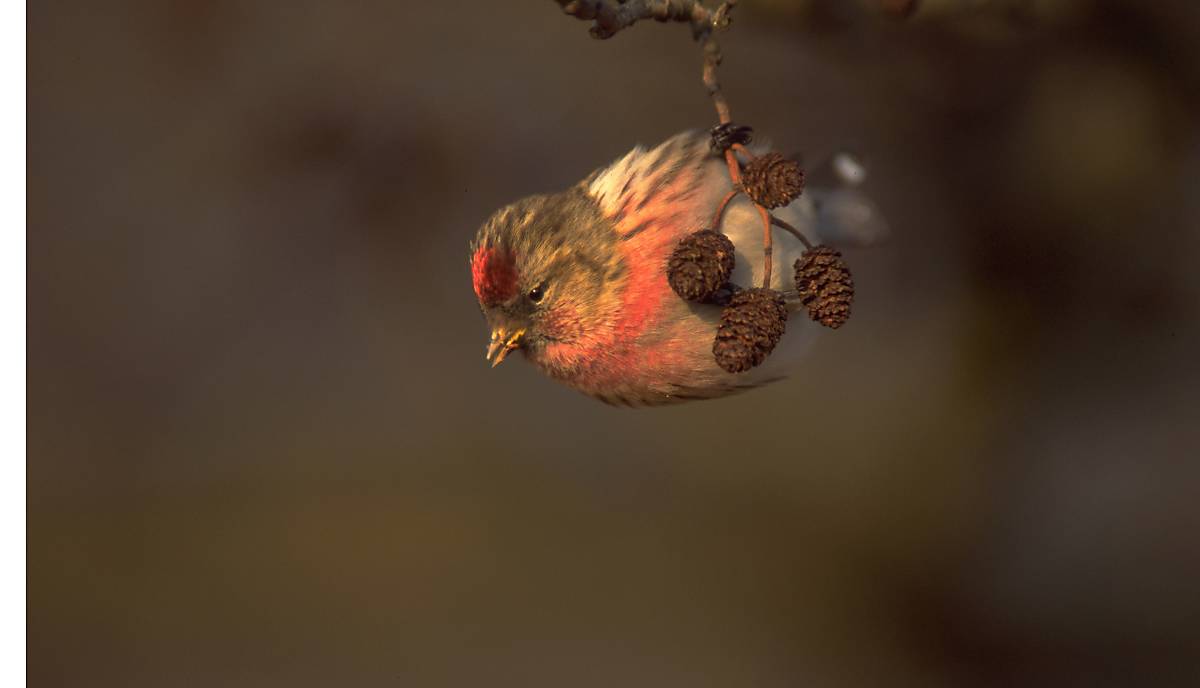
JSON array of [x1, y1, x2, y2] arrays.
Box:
[[471, 246, 518, 306]]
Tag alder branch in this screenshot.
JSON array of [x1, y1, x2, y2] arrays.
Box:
[[556, 0, 738, 127], [770, 214, 814, 250], [554, 0, 734, 40]]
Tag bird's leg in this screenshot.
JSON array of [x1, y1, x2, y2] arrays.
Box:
[[709, 122, 753, 154]]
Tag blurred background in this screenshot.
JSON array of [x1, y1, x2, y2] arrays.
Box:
[[29, 0, 1200, 685]]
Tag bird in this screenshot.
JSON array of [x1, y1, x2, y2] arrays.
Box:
[[469, 130, 887, 406]]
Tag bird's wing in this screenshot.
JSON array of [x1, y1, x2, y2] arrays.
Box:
[[585, 131, 722, 244], [587, 130, 887, 301]]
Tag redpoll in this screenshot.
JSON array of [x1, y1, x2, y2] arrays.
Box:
[[469, 132, 886, 406]]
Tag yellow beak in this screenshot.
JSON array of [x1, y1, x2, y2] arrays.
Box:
[[485, 327, 525, 367]]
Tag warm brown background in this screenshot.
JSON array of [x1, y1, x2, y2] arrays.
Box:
[[29, 1, 1200, 686]]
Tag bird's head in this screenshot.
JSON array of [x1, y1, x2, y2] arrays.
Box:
[[470, 187, 625, 369]]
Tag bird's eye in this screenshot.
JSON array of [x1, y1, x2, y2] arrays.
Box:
[[528, 284, 545, 303]]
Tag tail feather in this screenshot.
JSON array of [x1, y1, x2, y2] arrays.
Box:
[[806, 187, 890, 248]]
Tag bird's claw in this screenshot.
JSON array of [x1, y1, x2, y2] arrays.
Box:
[[709, 122, 753, 155]]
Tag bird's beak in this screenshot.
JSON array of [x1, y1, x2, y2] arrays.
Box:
[[485, 327, 525, 367]]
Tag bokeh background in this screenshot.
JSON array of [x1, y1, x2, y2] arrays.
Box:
[[29, 0, 1200, 685]]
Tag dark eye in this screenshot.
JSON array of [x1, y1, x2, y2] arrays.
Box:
[[527, 284, 545, 303]]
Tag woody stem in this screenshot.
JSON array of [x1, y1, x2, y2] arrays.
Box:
[[555, 0, 732, 40], [769, 214, 814, 250], [757, 204, 773, 289], [700, 4, 742, 185], [698, 1, 777, 289], [723, 150, 741, 184], [702, 31, 732, 126], [712, 188, 740, 231]]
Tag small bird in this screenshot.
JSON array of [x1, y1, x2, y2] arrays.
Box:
[[470, 131, 886, 406]]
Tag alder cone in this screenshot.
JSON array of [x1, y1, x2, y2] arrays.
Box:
[[794, 246, 854, 329], [740, 153, 805, 209], [667, 230, 736, 302], [713, 288, 788, 373]]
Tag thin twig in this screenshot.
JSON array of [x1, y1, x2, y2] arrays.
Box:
[[701, 27, 732, 124], [731, 142, 753, 158], [756, 204, 773, 289], [698, 3, 742, 185], [722, 150, 741, 184], [555, 0, 724, 39], [556, 0, 739, 126], [696, 0, 753, 264], [712, 188, 740, 230], [769, 214, 814, 250]]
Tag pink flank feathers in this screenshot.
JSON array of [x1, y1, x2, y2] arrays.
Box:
[[541, 135, 716, 396]]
